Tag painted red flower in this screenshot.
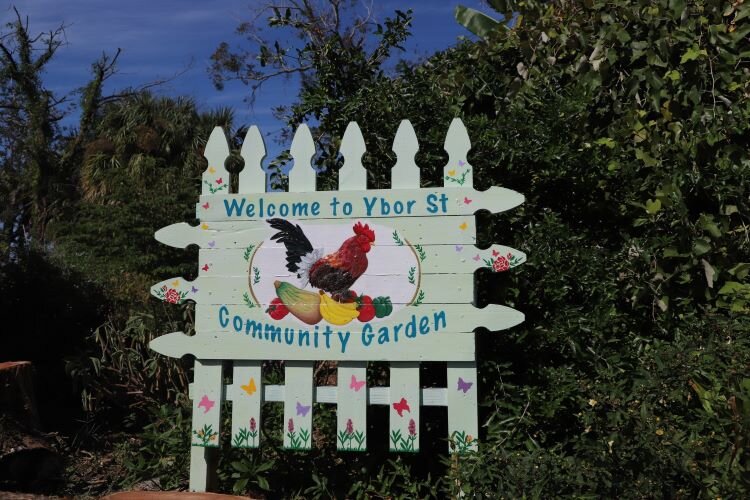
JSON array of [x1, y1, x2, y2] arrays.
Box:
[[249, 417, 257, 432], [492, 256, 510, 272], [216, 177, 223, 184], [408, 418, 416, 436], [288, 418, 294, 433], [165, 288, 180, 304], [345, 418, 354, 435]]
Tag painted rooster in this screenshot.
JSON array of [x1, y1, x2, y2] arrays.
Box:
[[267, 219, 376, 299]]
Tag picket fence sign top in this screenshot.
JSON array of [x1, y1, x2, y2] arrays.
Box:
[[149, 119, 525, 492]]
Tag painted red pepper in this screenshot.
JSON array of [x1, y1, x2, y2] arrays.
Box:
[[267, 297, 289, 320]]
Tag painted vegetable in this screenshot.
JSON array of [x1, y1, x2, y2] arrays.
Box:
[[274, 280, 322, 325], [267, 297, 289, 320], [357, 295, 376, 322], [373, 296, 393, 318], [319, 291, 360, 325]]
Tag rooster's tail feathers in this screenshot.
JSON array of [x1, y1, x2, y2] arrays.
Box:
[[267, 218, 314, 273]]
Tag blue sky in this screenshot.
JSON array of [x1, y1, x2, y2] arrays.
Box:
[[5, 1, 484, 147]]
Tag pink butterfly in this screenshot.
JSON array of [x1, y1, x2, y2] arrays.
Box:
[[198, 395, 215, 413], [202, 264, 209, 272], [296, 401, 311, 417], [350, 374, 366, 392], [457, 377, 473, 393], [202, 202, 209, 209], [463, 197, 472, 204], [492, 249, 499, 257], [472, 254, 480, 261]]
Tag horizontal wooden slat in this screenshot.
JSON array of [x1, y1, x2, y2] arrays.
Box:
[[206, 384, 448, 406], [195, 303, 524, 333], [156, 216, 483, 249], [196, 186, 523, 221], [152, 274, 474, 305], [150, 330, 476, 361], [198, 245, 526, 276]]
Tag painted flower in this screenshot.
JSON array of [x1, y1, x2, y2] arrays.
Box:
[[466, 435, 473, 443], [408, 418, 416, 436], [288, 418, 294, 433], [197, 429, 205, 438], [165, 288, 180, 304], [345, 418, 354, 435], [216, 177, 223, 185], [492, 256, 510, 272], [209, 433, 217, 441], [249, 417, 257, 432]]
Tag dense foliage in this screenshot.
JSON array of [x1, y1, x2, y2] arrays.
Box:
[[2, 0, 749, 497]]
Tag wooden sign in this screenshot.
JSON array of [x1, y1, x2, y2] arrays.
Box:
[[149, 120, 525, 490]]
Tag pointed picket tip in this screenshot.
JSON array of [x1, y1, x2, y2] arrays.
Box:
[[239, 125, 267, 194], [391, 119, 419, 157], [155, 222, 194, 248], [477, 304, 525, 331], [391, 119, 420, 189], [340, 121, 366, 157], [339, 122, 367, 190], [202, 127, 231, 195], [290, 123, 315, 159], [150, 276, 197, 303], [289, 123, 316, 192], [150, 332, 192, 358], [444, 118, 471, 154]]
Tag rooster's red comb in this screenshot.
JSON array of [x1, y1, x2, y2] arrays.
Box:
[[353, 222, 375, 242]]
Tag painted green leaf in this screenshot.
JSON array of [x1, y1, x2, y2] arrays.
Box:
[[455, 5, 502, 38]]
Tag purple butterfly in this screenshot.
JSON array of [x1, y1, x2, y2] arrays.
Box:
[[458, 160, 466, 167], [191, 286, 199, 293], [207, 240, 216, 248], [296, 401, 311, 417], [455, 245, 463, 252], [457, 377, 473, 393]]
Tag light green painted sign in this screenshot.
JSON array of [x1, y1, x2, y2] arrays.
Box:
[[149, 120, 525, 491]]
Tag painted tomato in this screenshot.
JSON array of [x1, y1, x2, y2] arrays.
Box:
[[357, 295, 376, 322]]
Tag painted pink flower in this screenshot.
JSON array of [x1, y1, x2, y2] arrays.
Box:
[[288, 418, 294, 433], [216, 177, 223, 184], [249, 417, 257, 432], [492, 256, 510, 272], [345, 418, 354, 435], [165, 288, 180, 304], [408, 418, 416, 436]]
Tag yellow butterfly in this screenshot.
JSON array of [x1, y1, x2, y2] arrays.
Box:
[[241, 377, 257, 396], [201, 222, 209, 230], [459, 222, 468, 231], [208, 166, 216, 174], [447, 169, 456, 177], [171, 280, 180, 287]]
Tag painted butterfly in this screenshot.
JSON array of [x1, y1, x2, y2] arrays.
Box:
[[296, 401, 311, 417], [350, 374, 366, 392], [392, 397, 410, 417], [457, 377, 473, 393]]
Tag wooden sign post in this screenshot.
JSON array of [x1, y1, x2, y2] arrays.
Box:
[[149, 119, 525, 490]]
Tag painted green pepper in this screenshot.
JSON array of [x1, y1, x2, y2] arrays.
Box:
[[373, 296, 393, 318]]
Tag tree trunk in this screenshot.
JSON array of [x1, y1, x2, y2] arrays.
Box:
[[0, 361, 39, 429]]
